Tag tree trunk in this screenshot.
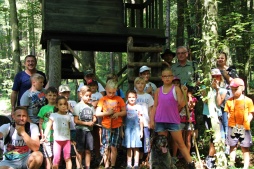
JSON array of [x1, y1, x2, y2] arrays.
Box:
[[81, 51, 95, 71], [48, 39, 61, 87], [176, 0, 185, 46], [9, 0, 21, 74]]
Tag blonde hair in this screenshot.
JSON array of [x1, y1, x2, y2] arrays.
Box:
[[162, 68, 173, 74], [79, 85, 91, 95], [106, 73, 118, 82], [106, 79, 118, 89], [134, 77, 146, 85], [30, 73, 44, 82]]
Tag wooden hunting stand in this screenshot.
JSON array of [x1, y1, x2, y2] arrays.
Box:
[[40, 0, 166, 88]]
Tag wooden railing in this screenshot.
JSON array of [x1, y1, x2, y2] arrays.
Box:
[[124, 0, 163, 29]]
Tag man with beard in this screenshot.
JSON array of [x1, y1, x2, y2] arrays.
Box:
[[0, 106, 43, 169], [11, 55, 47, 110]]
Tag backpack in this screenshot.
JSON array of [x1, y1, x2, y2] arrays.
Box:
[[4, 122, 31, 145]]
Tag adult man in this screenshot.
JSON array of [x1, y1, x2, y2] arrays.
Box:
[[77, 70, 106, 97], [0, 106, 43, 169], [11, 55, 47, 109], [161, 49, 176, 69], [171, 46, 198, 85]]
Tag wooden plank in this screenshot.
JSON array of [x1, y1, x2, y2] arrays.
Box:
[[128, 62, 162, 67], [128, 46, 162, 52]]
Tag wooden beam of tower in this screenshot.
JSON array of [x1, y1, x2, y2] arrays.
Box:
[[63, 43, 82, 64], [128, 62, 162, 67]]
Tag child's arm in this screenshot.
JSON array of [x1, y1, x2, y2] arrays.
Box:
[[39, 118, 44, 138], [215, 89, 226, 107], [111, 106, 126, 119], [139, 117, 144, 138], [74, 116, 94, 127], [96, 106, 114, 117], [42, 119, 53, 142], [175, 86, 186, 109], [150, 88, 159, 129]]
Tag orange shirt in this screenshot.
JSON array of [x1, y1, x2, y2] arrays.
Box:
[[224, 96, 254, 130], [97, 95, 126, 129]]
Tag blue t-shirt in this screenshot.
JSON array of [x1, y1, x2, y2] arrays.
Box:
[[12, 71, 47, 106]]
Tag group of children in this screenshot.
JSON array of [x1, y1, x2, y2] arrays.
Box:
[[16, 63, 253, 169]]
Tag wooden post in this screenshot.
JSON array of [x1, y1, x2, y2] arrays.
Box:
[[127, 37, 135, 90], [48, 39, 61, 87]]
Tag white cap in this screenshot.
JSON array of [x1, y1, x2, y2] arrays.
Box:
[[59, 84, 71, 92], [139, 66, 151, 73]]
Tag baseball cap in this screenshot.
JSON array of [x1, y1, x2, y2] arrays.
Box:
[[84, 70, 94, 76], [230, 78, 244, 87], [139, 66, 151, 73], [172, 76, 180, 82], [161, 49, 176, 59], [87, 80, 98, 86], [211, 68, 222, 76], [59, 84, 71, 92]]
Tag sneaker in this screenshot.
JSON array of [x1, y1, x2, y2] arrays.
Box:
[[126, 166, 132, 169], [188, 161, 195, 169], [205, 156, 215, 169], [133, 166, 139, 169]]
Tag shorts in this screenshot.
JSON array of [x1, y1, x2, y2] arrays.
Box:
[[70, 130, 76, 142], [140, 127, 151, 154], [100, 127, 121, 156], [180, 123, 195, 130], [0, 154, 30, 169], [76, 129, 93, 152], [42, 141, 53, 157], [155, 123, 180, 132], [227, 127, 252, 147]]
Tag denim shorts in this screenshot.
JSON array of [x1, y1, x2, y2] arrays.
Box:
[[155, 123, 180, 132]]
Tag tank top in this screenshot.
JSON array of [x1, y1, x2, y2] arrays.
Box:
[[155, 86, 180, 124]]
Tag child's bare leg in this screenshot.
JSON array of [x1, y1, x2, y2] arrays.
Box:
[[170, 130, 192, 163], [229, 146, 237, 166], [65, 158, 72, 169], [241, 147, 250, 169], [85, 150, 91, 168], [45, 157, 52, 169], [127, 148, 133, 167], [103, 148, 110, 168], [110, 146, 117, 167], [133, 148, 140, 167]]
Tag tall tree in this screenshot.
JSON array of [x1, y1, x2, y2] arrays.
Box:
[[176, 0, 185, 46], [9, 0, 21, 74]]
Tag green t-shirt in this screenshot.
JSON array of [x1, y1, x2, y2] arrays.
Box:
[[73, 101, 95, 131], [37, 104, 54, 141]]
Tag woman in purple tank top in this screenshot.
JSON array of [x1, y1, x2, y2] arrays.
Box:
[[150, 68, 195, 169]]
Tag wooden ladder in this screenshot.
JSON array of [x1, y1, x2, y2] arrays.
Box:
[[127, 36, 163, 89]]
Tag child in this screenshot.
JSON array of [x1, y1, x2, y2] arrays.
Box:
[[87, 80, 103, 162], [150, 68, 195, 169], [96, 79, 126, 169], [73, 86, 96, 169], [172, 77, 197, 157], [20, 73, 46, 125], [134, 77, 154, 162], [122, 90, 143, 169], [106, 73, 125, 99], [38, 86, 58, 169], [224, 78, 253, 169], [139, 66, 157, 96], [58, 84, 77, 143], [42, 96, 72, 169]]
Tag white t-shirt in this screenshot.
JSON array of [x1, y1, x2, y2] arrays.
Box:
[[136, 93, 154, 127], [0, 123, 39, 160], [50, 113, 71, 141]]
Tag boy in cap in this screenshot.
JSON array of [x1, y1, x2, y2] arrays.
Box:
[[77, 70, 106, 97], [224, 78, 254, 169], [139, 66, 157, 96], [161, 49, 176, 69]]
